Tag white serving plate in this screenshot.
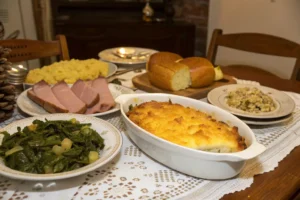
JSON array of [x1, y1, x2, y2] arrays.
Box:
[[0, 114, 122, 181], [99, 47, 157, 66], [207, 84, 295, 119], [240, 114, 293, 125], [115, 93, 266, 180], [17, 84, 134, 117]]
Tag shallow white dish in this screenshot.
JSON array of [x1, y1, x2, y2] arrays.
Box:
[[240, 114, 293, 125], [99, 47, 157, 66], [0, 114, 122, 181], [115, 93, 266, 180], [17, 84, 134, 117], [207, 84, 295, 119]]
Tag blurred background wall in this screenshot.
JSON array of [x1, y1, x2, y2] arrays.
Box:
[[0, 0, 39, 69], [173, 0, 209, 56], [208, 0, 300, 79]]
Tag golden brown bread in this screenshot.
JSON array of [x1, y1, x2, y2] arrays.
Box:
[[148, 62, 191, 91], [147, 52, 183, 71], [147, 52, 190, 91], [147, 52, 216, 91], [127, 101, 247, 153], [178, 57, 215, 88]]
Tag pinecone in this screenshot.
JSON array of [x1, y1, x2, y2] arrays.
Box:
[[0, 46, 15, 122]]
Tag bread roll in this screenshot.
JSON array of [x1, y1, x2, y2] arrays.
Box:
[[147, 52, 182, 71], [148, 62, 191, 91], [178, 57, 215, 88]]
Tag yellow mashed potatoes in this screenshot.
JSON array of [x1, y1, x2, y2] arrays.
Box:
[[25, 59, 109, 84]]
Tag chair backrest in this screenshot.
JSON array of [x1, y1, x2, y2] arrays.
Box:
[[207, 29, 300, 80], [0, 34, 70, 62]]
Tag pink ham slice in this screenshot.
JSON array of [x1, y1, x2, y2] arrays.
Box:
[[52, 81, 87, 114], [71, 80, 99, 108], [27, 89, 43, 107], [86, 77, 115, 114], [30, 80, 68, 113]]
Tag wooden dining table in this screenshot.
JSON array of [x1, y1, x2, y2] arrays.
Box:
[[220, 66, 300, 200]]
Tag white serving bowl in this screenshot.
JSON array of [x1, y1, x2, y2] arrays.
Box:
[[115, 93, 266, 180]]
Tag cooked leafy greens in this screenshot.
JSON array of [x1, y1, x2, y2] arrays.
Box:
[[0, 118, 105, 174]]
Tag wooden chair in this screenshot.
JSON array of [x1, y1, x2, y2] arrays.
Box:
[[207, 29, 300, 81], [0, 34, 70, 63]]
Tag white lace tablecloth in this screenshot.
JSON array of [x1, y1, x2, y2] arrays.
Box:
[[0, 87, 299, 200]]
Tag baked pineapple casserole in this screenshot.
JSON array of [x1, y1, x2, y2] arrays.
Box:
[[127, 101, 246, 153], [226, 87, 277, 113]]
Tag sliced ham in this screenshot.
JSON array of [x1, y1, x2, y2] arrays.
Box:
[[52, 81, 87, 114], [27, 89, 43, 107], [29, 80, 68, 113], [71, 80, 99, 107], [86, 77, 115, 114]]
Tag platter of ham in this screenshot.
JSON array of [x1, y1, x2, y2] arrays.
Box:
[[17, 77, 135, 117]]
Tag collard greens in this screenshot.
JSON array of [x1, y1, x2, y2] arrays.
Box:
[[0, 119, 105, 174]]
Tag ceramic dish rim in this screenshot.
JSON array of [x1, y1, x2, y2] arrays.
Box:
[[240, 113, 293, 125]]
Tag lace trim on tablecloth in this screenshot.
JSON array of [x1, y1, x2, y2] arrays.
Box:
[[0, 93, 299, 200]]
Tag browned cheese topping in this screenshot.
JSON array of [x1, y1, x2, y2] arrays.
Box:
[[127, 101, 246, 153]]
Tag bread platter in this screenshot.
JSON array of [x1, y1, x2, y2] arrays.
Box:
[[133, 73, 236, 99], [132, 52, 235, 99]]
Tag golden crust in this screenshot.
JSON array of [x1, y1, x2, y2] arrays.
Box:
[[147, 52, 183, 71], [147, 63, 190, 91], [127, 101, 246, 153], [178, 57, 215, 88]]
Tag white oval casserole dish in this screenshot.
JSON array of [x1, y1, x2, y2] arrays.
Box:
[[115, 93, 266, 180]]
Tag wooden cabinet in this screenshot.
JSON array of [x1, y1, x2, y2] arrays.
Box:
[[51, 1, 195, 59]]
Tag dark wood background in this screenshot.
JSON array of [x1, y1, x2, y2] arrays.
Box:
[[51, 0, 196, 59]]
